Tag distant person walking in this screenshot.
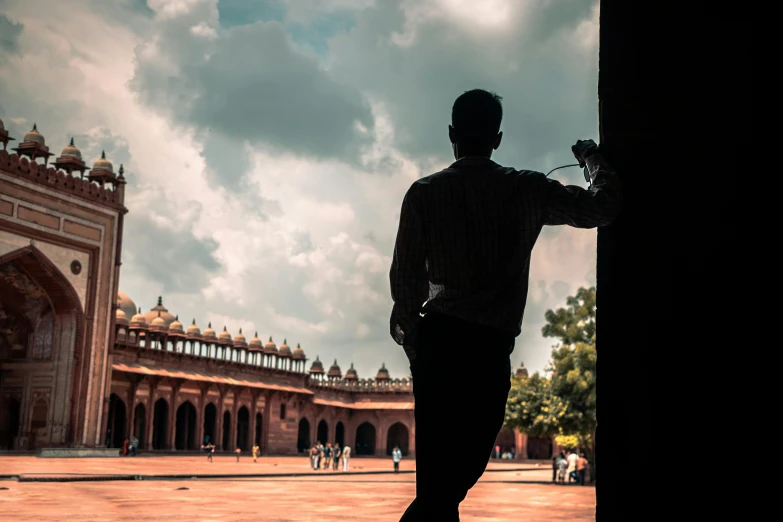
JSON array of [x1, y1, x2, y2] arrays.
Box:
[[130, 436, 138, 457], [252, 443, 260, 463], [333, 444, 341, 470], [552, 452, 559, 483], [391, 89, 621, 521], [567, 450, 578, 484], [324, 443, 333, 470], [557, 452, 568, 484], [342, 445, 351, 471], [202, 442, 215, 462], [393, 446, 403, 473], [577, 453, 589, 485], [122, 438, 129, 456]]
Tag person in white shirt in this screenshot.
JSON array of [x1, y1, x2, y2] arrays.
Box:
[[566, 450, 579, 484], [393, 445, 403, 473], [342, 445, 351, 471]]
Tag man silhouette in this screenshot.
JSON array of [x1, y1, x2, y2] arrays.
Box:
[[390, 89, 622, 521]]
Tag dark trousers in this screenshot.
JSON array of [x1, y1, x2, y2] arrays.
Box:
[[394, 461, 400, 472], [400, 313, 513, 522], [578, 468, 586, 485]]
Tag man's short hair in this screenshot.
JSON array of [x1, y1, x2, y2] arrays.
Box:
[[451, 89, 503, 145]]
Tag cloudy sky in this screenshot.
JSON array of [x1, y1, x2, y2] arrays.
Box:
[[0, 0, 600, 379]]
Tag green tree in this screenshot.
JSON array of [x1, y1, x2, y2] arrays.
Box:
[[504, 372, 565, 439], [541, 286, 595, 346]]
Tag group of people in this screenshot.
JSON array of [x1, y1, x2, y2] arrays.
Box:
[[308, 442, 404, 473], [120, 436, 139, 456], [552, 450, 589, 485], [308, 442, 352, 471], [199, 437, 261, 463]]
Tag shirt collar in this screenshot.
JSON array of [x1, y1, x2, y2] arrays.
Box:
[[449, 156, 498, 168]]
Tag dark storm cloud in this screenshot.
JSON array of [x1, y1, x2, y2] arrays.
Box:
[[0, 13, 23, 54], [131, 10, 374, 186], [328, 0, 599, 176]]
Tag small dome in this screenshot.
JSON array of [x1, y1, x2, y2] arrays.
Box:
[[233, 328, 247, 347], [515, 362, 529, 379], [143, 296, 177, 328], [130, 307, 147, 328], [92, 150, 113, 173], [248, 332, 264, 351], [344, 363, 358, 380], [23, 123, 45, 145], [60, 137, 82, 160], [168, 315, 184, 334], [328, 359, 342, 378], [115, 307, 129, 326], [264, 336, 278, 354], [376, 362, 390, 381], [186, 318, 201, 337], [278, 338, 292, 358], [292, 343, 306, 360], [218, 326, 232, 342], [202, 322, 217, 340], [309, 356, 325, 374], [150, 310, 167, 331], [117, 291, 137, 320]]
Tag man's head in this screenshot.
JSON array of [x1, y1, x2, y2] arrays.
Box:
[[580, 453, 585, 458], [449, 89, 503, 159]]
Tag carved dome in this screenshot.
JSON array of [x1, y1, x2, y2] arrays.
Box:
[[515, 362, 529, 379], [264, 337, 278, 354], [115, 307, 129, 326], [376, 363, 390, 381], [248, 332, 264, 351], [23, 124, 45, 145], [292, 343, 306, 360], [233, 328, 247, 347], [150, 310, 167, 331], [344, 363, 358, 381], [186, 319, 201, 337], [278, 338, 292, 358], [117, 291, 137, 319], [59, 137, 82, 160], [309, 356, 325, 374], [202, 322, 217, 340], [168, 315, 184, 335], [92, 150, 113, 173], [130, 307, 147, 328], [143, 296, 176, 328], [218, 326, 232, 343], [327, 359, 342, 378]]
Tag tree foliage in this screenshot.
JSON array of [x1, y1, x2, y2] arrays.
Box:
[[505, 286, 597, 454]]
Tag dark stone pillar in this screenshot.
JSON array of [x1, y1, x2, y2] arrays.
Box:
[[597, 3, 747, 519]]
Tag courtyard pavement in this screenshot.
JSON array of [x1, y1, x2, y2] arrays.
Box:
[[0, 455, 595, 521]]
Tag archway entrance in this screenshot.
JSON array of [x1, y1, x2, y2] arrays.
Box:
[[203, 403, 216, 445], [254, 413, 262, 446], [222, 411, 231, 450], [317, 419, 328, 444], [335, 422, 345, 447], [386, 422, 409, 456], [527, 436, 553, 459], [175, 401, 197, 450], [355, 422, 376, 455], [133, 403, 146, 446], [107, 393, 127, 448], [297, 418, 310, 453], [0, 245, 84, 449], [0, 397, 21, 450], [236, 406, 249, 451], [152, 398, 168, 450]]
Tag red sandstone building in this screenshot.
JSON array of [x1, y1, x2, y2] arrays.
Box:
[[0, 119, 545, 459]]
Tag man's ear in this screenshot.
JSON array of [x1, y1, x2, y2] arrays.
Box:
[[493, 131, 503, 150], [449, 125, 457, 144]]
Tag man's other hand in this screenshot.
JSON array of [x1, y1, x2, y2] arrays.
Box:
[[571, 139, 600, 167], [403, 344, 417, 363]]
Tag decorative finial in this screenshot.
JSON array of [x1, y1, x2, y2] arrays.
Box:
[[192, 318, 196, 325], [334, 358, 338, 364], [118, 164, 124, 177], [255, 331, 258, 337], [223, 325, 227, 331], [157, 310, 161, 317], [157, 296, 162, 306], [138, 307, 142, 313], [208, 322, 212, 328], [69, 137, 75, 146], [283, 338, 287, 344], [269, 336, 273, 342], [101, 150, 106, 159], [32, 123, 37, 131], [297, 343, 301, 348], [239, 328, 243, 334], [350, 362, 354, 368], [175, 315, 179, 320]]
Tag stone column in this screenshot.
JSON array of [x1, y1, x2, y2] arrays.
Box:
[[229, 391, 239, 451], [514, 428, 527, 460], [376, 421, 387, 457], [145, 381, 157, 449], [196, 387, 207, 447], [261, 391, 273, 453], [215, 388, 225, 451], [126, 382, 137, 440], [248, 392, 259, 448], [168, 382, 181, 451]]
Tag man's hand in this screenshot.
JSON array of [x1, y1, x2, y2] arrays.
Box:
[[571, 139, 600, 168]]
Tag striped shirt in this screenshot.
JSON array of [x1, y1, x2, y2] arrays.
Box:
[[389, 153, 622, 347]]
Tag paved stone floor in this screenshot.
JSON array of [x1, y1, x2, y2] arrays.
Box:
[[0, 456, 595, 521]]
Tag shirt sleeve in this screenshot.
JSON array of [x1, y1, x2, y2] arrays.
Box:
[[389, 183, 429, 346], [543, 153, 623, 228]]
